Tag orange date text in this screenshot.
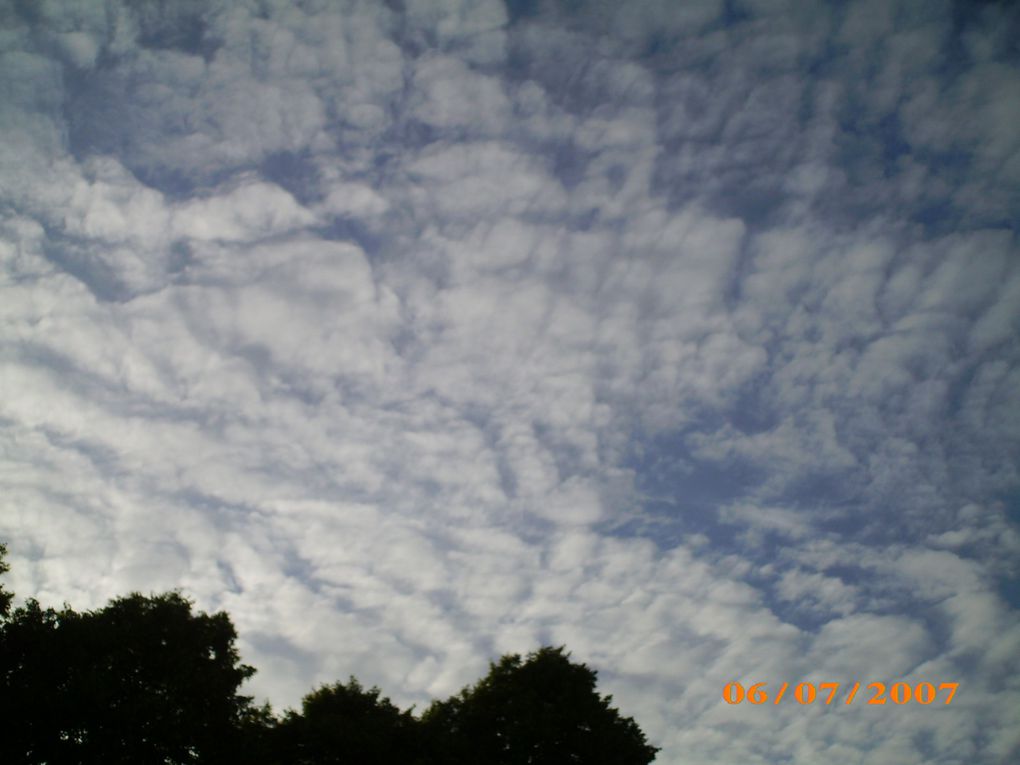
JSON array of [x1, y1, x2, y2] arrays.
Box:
[[722, 681, 958, 706]]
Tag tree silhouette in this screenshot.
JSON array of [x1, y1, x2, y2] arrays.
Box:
[[268, 677, 423, 765], [0, 588, 257, 764], [0, 543, 11, 617], [1, 546, 658, 764], [421, 646, 659, 765]]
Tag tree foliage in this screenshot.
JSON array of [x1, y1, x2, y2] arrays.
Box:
[[422, 646, 659, 765], [0, 543, 11, 617], [0, 544, 658, 764], [267, 677, 423, 765], [0, 586, 256, 763]]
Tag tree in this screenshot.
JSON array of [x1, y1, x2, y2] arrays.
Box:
[[268, 677, 422, 765], [0, 543, 11, 617], [1, 545, 658, 764], [0, 589, 258, 764], [421, 646, 658, 765]]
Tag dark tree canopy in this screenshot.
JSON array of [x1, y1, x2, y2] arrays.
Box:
[[421, 646, 659, 765], [268, 677, 423, 765], [0, 544, 658, 764], [0, 543, 11, 617], [0, 589, 257, 764]]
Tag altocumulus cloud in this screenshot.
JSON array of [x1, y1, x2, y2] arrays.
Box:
[[1, 0, 1019, 762]]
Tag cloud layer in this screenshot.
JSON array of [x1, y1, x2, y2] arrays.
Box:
[[2, 1, 1019, 762]]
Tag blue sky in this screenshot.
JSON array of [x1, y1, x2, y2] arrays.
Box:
[[1, 0, 1019, 762]]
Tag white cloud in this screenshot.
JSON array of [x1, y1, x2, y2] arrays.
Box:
[[172, 181, 316, 242], [411, 55, 511, 134]]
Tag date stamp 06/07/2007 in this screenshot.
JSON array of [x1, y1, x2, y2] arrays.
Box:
[[723, 681, 959, 706]]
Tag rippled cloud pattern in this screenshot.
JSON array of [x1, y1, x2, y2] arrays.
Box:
[[1, 1, 1018, 762]]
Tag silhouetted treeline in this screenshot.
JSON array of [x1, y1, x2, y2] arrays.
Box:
[[0, 543, 658, 764]]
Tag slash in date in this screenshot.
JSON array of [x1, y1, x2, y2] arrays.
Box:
[[723, 681, 958, 706]]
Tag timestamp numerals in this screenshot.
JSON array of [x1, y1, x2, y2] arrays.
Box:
[[723, 681, 958, 706]]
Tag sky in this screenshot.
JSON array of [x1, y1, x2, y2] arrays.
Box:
[[1, 0, 1019, 762]]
